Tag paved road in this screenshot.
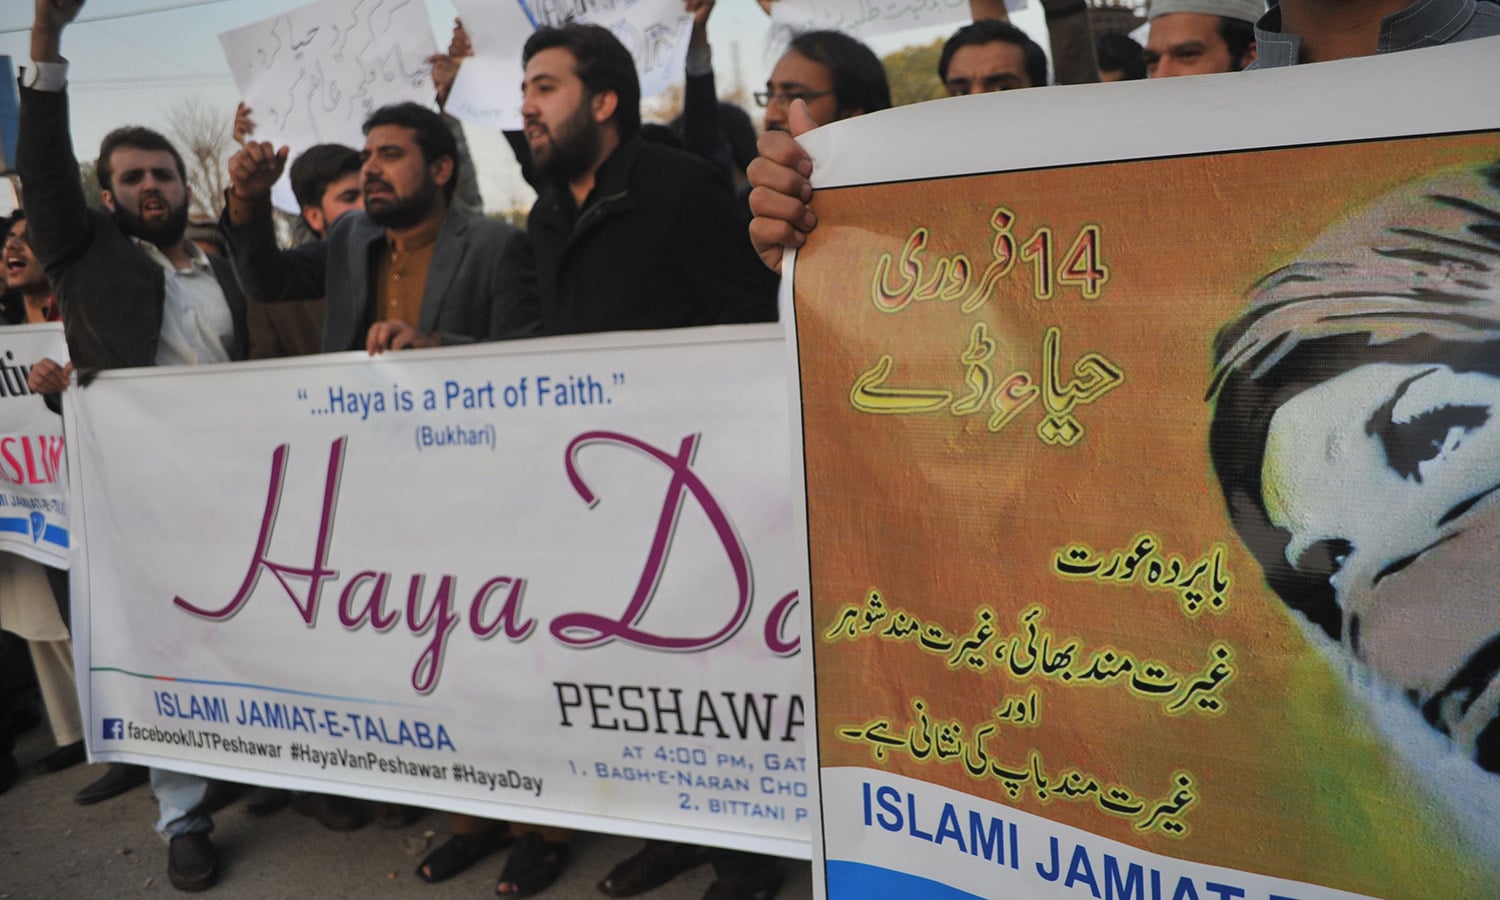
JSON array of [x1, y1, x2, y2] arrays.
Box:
[[0, 726, 815, 899]]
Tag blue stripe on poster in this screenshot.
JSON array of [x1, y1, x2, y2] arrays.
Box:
[[826, 860, 985, 899]]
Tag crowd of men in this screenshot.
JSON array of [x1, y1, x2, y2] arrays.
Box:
[[1, 0, 1495, 895]]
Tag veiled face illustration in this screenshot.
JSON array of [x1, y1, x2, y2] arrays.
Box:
[[1208, 157, 1500, 784], [1259, 361, 1500, 773]]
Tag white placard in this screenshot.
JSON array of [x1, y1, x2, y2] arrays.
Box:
[[219, 0, 441, 212], [446, 0, 694, 133], [768, 0, 1024, 43]]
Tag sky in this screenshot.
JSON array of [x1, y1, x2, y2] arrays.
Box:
[[0, 0, 1052, 214]]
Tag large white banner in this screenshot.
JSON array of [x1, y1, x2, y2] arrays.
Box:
[[0, 323, 69, 569], [67, 325, 810, 858]]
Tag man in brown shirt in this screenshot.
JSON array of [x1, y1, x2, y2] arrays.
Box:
[[241, 142, 363, 358], [223, 103, 539, 353]]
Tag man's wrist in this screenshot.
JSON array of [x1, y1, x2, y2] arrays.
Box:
[[224, 188, 272, 224], [30, 25, 64, 64]]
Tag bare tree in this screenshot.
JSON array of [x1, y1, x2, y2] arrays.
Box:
[[642, 83, 685, 125], [163, 96, 234, 222]]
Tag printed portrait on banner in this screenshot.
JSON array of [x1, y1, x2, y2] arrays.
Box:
[[792, 132, 1500, 898]]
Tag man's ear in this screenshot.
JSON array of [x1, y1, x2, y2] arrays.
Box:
[[302, 206, 326, 236], [100, 189, 115, 213], [1241, 41, 1258, 70], [430, 156, 455, 191], [591, 90, 618, 125]]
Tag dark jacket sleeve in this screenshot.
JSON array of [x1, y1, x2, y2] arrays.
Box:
[[16, 86, 94, 277], [681, 69, 736, 183], [219, 201, 330, 304], [678, 167, 779, 325], [503, 130, 541, 194], [486, 226, 543, 341]]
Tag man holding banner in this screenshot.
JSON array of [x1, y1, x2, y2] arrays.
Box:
[[18, 0, 251, 890], [747, 0, 1500, 273], [517, 23, 784, 900], [224, 102, 541, 355], [519, 25, 777, 337]]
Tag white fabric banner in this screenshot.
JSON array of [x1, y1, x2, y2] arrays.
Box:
[[0, 323, 69, 569], [67, 325, 810, 858]]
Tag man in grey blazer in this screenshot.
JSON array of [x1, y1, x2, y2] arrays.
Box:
[[223, 103, 541, 353]]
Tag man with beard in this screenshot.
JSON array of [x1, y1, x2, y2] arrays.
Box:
[[16, 0, 249, 891], [222, 102, 539, 354], [520, 24, 777, 336], [517, 23, 778, 900], [759, 30, 891, 135], [240, 140, 364, 359], [746, 2, 1497, 273]]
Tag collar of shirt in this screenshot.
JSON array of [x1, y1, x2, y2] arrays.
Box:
[[385, 216, 443, 254], [1254, 0, 1481, 67], [131, 235, 214, 275]]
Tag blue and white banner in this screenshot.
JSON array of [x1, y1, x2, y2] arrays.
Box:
[[0, 323, 69, 569]]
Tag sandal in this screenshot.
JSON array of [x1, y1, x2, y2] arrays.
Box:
[[495, 831, 571, 897], [598, 840, 708, 896], [417, 826, 513, 884]]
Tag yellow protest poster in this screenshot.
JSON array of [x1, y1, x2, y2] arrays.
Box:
[[788, 41, 1500, 899]]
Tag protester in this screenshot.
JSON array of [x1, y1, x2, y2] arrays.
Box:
[[521, 24, 778, 334], [509, 22, 783, 899], [1096, 32, 1148, 80], [747, 0, 1500, 273], [938, 18, 1049, 95], [1252, 0, 1498, 65], [239, 140, 362, 358], [673, 0, 758, 195], [0, 212, 82, 784], [6, 208, 153, 809], [1144, 0, 1263, 77], [222, 102, 540, 354], [224, 97, 543, 881], [18, 0, 251, 889], [759, 29, 891, 133]]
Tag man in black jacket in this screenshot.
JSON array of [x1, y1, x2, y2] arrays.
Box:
[[520, 24, 777, 337], [223, 102, 540, 355], [518, 23, 782, 900], [18, 0, 246, 892]]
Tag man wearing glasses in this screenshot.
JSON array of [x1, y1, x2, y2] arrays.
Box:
[[758, 30, 892, 133]]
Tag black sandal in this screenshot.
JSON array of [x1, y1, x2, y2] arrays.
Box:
[[495, 831, 571, 897], [417, 826, 513, 884]]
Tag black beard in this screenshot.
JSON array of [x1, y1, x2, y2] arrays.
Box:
[[113, 202, 189, 249], [533, 100, 603, 185], [365, 178, 438, 230]]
